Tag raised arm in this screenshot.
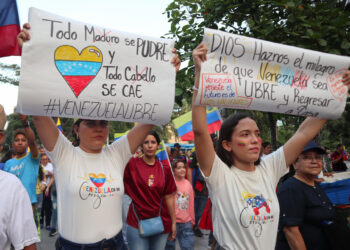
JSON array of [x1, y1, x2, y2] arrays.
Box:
[[19, 114, 39, 158], [17, 24, 60, 152], [192, 43, 215, 177], [127, 49, 181, 154], [284, 70, 350, 166], [33, 116, 59, 152]]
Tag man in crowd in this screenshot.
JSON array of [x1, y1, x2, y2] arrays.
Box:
[[4, 114, 40, 207], [0, 104, 39, 249], [261, 142, 271, 158], [170, 142, 187, 163], [331, 144, 348, 171]]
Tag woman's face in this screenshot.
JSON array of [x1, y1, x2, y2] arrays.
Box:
[[224, 117, 262, 165], [173, 161, 186, 179], [41, 154, 49, 166], [142, 135, 159, 158], [74, 120, 109, 153], [294, 151, 323, 177]]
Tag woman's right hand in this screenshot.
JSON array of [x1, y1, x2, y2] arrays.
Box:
[[192, 43, 208, 73], [17, 23, 31, 48]]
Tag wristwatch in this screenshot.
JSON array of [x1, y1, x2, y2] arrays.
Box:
[[23, 120, 30, 128]]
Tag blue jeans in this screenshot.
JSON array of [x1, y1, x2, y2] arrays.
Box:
[[165, 222, 194, 250], [35, 193, 43, 225], [51, 194, 57, 229], [126, 224, 168, 250], [122, 194, 131, 245], [194, 196, 208, 225], [57, 231, 126, 250]]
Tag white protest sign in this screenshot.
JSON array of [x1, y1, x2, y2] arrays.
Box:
[[17, 8, 176, 125], [195, 28, 350, 119]]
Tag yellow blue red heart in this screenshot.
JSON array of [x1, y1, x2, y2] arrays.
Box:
[[54, 46, 103, 97], [88, 173, 106, 188]]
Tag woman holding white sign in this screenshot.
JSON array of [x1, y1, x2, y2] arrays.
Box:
[[191, 43, 350, 250], [17, 23, 181, 250]]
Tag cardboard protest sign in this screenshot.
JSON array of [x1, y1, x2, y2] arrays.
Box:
[[195, 28, 350, 119], [17, 8, 176, 125]]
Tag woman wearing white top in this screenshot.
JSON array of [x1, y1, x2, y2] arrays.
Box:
[[191, 43, 350, 250], [17, 23, 180, 250]]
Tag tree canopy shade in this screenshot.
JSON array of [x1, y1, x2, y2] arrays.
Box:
[[165, 0, 350, 149]]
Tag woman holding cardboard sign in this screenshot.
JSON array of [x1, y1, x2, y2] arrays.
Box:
[[191, 43, 350, 250], [17, 23, 181, 250]]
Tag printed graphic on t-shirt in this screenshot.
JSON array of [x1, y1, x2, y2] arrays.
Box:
[[176, 191, 190, 210], [148, 174, 154, 187], [239, 190, 274, 237], [79, 172, 121, 209], [7, 162, 24, 177]]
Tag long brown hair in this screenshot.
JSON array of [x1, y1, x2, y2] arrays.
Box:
[[216, 113, 260, 168]]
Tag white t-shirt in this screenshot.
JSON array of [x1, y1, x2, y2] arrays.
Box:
[[43, 162, 54, 184], [46, 132, 132, 243], [0, 170, 39, 250], [205, 147, 288, 250]]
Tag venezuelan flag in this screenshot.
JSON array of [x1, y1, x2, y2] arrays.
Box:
[[56, 117, 63, 132], [114, 131, 129, 141], [173, 107, 222, 141], [156, 141, 170, 168], [0, 0, 21, 57]]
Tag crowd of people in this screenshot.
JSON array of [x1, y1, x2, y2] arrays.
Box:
[[0, 23, 350, 250]]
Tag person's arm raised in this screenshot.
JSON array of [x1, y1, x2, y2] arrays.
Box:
[[33, 116, 59, 152], [284, 70, 350, 166], [17, 24, 59, 152], [192, 43, 215, 177], [19, 114, 39, 158], [127, 49, 181, 154]]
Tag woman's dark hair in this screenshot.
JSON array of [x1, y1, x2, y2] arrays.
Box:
[[72, 119, 83, 146], [38, 164, 44, 181], [216, 113, 260, 168], [172, 159, 186, 170], [145, 130, 160, 144]]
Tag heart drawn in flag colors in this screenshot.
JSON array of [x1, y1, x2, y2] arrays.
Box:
[[89, 173, 106, 188], [54, 46, 103, 97]]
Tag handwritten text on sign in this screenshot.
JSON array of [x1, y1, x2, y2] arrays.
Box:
[[17, 8, 175, 125], [195, 28, 350, 119]]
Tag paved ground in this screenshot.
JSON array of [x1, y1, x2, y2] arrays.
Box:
[[37, 228, 210, 249]]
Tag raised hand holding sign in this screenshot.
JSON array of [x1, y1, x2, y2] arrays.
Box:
[[17, 8, 176, 125], [195, 28, 350, 119]]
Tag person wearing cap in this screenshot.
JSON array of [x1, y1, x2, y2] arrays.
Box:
[[276, 141, 335, 250], [0, 105, 40, 250], [170, 143, 185, 163], [17, 23, 180, 249]]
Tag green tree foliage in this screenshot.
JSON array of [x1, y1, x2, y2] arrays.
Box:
[[0, 63, 20, 85], [165, 0, 350, 149]]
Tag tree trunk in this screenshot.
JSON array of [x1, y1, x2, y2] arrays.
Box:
[[268, 112, 277, 150]]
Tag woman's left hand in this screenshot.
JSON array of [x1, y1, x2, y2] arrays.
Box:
[[171, 48, 181, 73], [343, 70, 350, 89], [168, 222, 177, 241]]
